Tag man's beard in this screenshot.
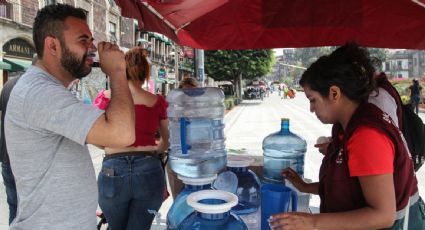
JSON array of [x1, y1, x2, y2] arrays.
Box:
[[60, 46, 91, 80]]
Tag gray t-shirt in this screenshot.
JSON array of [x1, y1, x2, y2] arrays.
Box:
[[5, 66, 104, 229]]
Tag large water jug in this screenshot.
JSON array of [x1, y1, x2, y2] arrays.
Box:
[[226, 155, 261, 230], [178, 190, 247, 230], [262, 118, 306, 183], [166, 175, 217, 230], [167, 87, 226, 178]]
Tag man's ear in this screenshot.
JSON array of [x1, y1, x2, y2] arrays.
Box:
[[329, 85, 341, 101], [44, 36, 60, 56]]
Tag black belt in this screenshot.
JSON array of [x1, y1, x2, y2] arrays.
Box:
[[103, 151, 158, 161]]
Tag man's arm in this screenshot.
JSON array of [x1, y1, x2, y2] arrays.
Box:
[[86, 42, 135, 147]]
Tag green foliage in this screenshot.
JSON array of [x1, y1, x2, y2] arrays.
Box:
[[205, 49, 274, 83], [293, 46, 388, 70], [367, 48, 388, 64], [224, 96, 241, 110], [294, 47, 335, 68], [400, 95, 410, 105]]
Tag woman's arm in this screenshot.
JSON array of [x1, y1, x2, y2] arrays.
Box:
[[156, 119, 170, 153], [269, 173, 396, 230]]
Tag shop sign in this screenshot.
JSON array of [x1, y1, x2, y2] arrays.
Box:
[[183, 46, 194, 58], [3, 38, 35, 59], [158, 68, 167, 79]]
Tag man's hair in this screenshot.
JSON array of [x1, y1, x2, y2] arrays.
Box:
[[178, 77, 198, 89], [33, 3, 87, 58]]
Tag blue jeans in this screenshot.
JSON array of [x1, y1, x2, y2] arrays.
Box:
[[98, 154, 165, 230], [1, 161, 17, 224], [411, 95, 420, 114]]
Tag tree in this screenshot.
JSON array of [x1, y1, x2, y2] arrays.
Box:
[[294, 47, 335, 68], [205, 49, 274, 97], [293, 46, 387, 70]]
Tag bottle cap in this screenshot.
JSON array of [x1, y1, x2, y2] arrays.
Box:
[[186, 190, 238, 214], [227, 155, 254, 168], [178, 174, 217, 185], [281, 118, 289, 122]]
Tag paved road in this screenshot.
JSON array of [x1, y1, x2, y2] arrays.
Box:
[[1, 92, 425, 229]]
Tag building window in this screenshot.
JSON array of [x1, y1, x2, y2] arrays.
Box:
[[397, 61, 402, 69], [109, 22, 117, 42], [0, 2, 13, 20], [44, 0, 56, 6]]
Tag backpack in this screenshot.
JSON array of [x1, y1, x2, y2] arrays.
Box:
[[375, 73, 425, 171], [402, 104, 425, 171]]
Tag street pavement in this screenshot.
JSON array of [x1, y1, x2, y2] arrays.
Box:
[[1, 92, 425, 229]]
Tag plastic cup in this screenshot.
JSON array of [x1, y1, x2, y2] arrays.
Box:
[[261, 184, 297, 230]]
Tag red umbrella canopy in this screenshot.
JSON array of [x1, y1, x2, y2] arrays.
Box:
[[115, 0, 425, 50]]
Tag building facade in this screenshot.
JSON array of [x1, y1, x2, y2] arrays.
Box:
[[383, 50, 425, 79], [0, 0, 193, 98]]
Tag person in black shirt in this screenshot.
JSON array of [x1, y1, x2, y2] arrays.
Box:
[[0, 76, 20, 224], [409, 79, 422, 114]]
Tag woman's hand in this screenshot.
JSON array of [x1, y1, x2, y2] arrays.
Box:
[[282, 167, 306, 191], [269, 212, 316, 230]]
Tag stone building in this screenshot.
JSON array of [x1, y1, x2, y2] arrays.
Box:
[[0, 0, 191, 100]]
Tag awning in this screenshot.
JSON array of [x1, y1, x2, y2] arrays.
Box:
[[156, 78, 176, 84], [0, 61, 12, 70], [115, 0, 425, 50], [4, 58, 31, 72]]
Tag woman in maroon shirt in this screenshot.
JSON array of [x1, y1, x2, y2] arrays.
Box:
[[94, 47, 169, 229]]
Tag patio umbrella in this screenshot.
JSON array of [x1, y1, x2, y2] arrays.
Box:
[[115, 0, 425, 50]]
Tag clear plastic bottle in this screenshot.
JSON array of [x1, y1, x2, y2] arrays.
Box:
[[166, 175, 217, 230], [167, 87, 226, 178], [178, 190, 247, 230], [227, 155, 261, 230], [262, 118, 307, 183]]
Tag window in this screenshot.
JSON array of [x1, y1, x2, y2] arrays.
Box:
[[109, 22, 117, 42], [0, 2, 13, 19], [397, 61, 402, 69], [44, 0, 55, 6]]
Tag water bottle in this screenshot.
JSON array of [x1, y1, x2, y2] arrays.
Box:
[[167, 87, 227, 178], [226, 155, 261, 230], [178, 190, 247, 230], [166, 175, 217, 230], [262, 118, 306, 183]]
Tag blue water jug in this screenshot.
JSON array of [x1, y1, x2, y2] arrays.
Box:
[[262, 118, 307, 183], [167, 87, 227, 178], [178, 190, 247, 230], [226, 155, 261, 230], [166, 175, 217, 230]]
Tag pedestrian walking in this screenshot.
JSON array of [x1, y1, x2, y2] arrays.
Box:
[[270, 43, 423, 230], [409, 79, 422, 114], [4, 4, 135, 229]]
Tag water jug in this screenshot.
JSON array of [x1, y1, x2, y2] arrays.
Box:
[[226, 155, 261, 230], [285, 179, 311, 213], [166, 175, 217, 230], [178, 190, 247, 230], [167, 87, 226, 178], [262, 118, 306, 183]]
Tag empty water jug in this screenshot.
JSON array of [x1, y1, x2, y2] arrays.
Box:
[[226, 155, 261, 230], [178, 190, 247, 230], [167, 87, 227, 178], [166, 175, 217, 230], [262, 118, 307, 183]]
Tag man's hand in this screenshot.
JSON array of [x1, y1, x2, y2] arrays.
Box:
[[97, 42, 126, 77]]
